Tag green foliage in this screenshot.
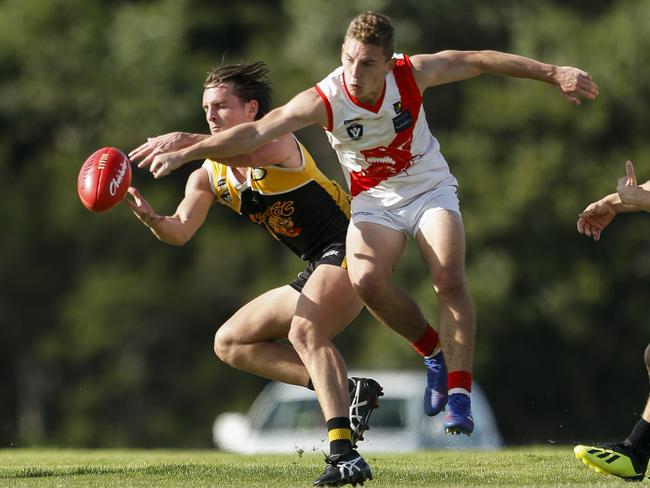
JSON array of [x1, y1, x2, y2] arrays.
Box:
[[2, 0, 650, 448]]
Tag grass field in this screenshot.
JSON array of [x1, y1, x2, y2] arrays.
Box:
[[0, 447, 636, 487]]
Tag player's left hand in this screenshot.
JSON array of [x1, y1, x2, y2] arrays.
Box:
[[617, 160, 638, 205], [577, 196, 617, 241], [554, 66, 599, 105], [125, 187, 163, 228], [149, 151, 186, 179]]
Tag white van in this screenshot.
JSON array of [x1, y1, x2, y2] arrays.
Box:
[[213, 370, 502, 453]]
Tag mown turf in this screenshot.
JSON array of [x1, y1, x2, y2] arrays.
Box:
[[0, 447, 638, 487]]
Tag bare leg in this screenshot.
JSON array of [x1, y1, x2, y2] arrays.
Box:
[[415, 210, 475, 373], [289, 264, 364, 420], [213, 285, 309, 386], [346, 222, 429, 341]]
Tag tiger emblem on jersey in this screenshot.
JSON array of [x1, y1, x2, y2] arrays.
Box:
[[249, 200, 302, 238]]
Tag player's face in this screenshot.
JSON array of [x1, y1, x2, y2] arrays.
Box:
[[202, 83, 258, 134], [341, 38, 394, 104]]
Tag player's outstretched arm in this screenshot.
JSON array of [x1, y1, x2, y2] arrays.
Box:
[[126, 169, 214, 245], [129, 132, 210, 169], [577, 161, 650, 241], [130, 132, 264, 169], [411, 50, 599, 104], [147, 88, 327, 179]]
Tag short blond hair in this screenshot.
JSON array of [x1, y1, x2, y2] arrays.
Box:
[[345, 11, 395, 59]]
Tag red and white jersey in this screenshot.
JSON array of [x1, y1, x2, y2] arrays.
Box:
[[315, 54, 457, 208]]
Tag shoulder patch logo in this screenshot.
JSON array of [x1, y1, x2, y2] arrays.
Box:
[[251, 168, 267, 181], [392, 109, 414, 133], [346, 123, 364, 141]]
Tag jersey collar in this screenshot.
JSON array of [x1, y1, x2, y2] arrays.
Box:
[[342, 72, 386, 114]]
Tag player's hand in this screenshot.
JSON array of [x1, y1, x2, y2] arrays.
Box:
[[125, 187, 163, 228], [554, 66, 599, 105], [617, 160, 637, 205], [577, 198, 616, 241], [129, 132, 198, 169], [149, 151, 186, 179]]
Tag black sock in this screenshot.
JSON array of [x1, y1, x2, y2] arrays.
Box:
[[327, 417, 352, 456], [626, 418, 650, 457]]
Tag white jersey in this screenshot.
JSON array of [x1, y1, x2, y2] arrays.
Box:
[[315, 54, 457, 208]]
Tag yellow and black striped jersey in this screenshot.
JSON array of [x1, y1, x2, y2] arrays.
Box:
[[202, 138, 350, 261]]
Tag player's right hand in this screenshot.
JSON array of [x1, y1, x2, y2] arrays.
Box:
[[577, 199, 616, 241], [554, 66, 599, 105], [148, 151, 186, 179], [129, 132, 195, 169]]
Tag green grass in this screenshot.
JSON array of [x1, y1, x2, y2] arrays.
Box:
[[0, 447, 637, 487]]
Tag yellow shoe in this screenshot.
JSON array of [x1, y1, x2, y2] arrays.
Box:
[[574, 442, 647, 481]]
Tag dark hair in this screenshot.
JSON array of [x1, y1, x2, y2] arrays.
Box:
[[204, 62, 272, 120], [346, 11, 395, 59]]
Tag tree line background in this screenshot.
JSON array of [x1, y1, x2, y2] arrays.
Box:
[[1, 0, 649, 447]]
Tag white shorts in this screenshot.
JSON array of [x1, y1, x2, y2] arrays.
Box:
[[350, 185, 460, 237]]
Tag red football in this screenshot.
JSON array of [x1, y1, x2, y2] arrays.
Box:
[[77, 147, 132, 212]]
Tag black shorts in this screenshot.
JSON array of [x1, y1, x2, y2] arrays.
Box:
[[289, 242, 346, 292]]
